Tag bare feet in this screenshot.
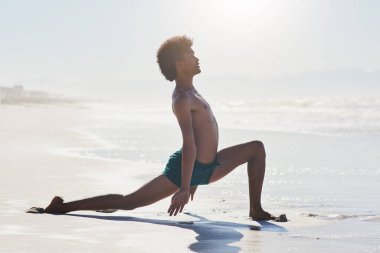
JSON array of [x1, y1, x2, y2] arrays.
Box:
[[250, 208, 276, 221], [250, 208, 288, 222], [44, 196, 66, 214]]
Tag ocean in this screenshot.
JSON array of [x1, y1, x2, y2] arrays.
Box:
[[87, 95, 380, 136]]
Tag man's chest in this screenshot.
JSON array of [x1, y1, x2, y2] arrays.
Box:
[[191, 96, 214, 120]]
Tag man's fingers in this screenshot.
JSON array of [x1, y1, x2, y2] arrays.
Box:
[[174, 207, 180, 216], [168, 194, 189, 216], [175, 205, 185, 216], [168, 205, 185, 216], [173, 206, 180, 216], [168, 204, 177, 216], [168, 204, 175, 213], [169, 206, 176, 216], [169, 206, 191, 216], [168, 204, 182, 216]]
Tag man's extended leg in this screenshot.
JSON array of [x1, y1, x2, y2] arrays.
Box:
[[209, 140, 273, 220], [44, 175, 178, 214]]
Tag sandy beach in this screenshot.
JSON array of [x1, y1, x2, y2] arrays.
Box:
[[1, 0, 379, 251], [0, 96, 379, 253]]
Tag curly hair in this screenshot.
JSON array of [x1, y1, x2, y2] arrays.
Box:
[[156, 36, 193, 81]]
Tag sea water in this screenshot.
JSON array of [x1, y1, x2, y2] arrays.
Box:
[[87, 95, 380, 136]]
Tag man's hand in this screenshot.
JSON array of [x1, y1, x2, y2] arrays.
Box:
[[190, 186, 197, 201], [168, 189, 190, 216]]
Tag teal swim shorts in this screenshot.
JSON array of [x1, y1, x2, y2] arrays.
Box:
[[162, 150, 222, 187]]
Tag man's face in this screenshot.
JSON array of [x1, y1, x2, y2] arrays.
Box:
[[178, 48, 201, 76]]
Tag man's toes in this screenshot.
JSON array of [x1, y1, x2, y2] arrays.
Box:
[[26, 207, 45, 214]]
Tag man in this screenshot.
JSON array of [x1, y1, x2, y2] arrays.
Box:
[[36, 36, 275, 221]]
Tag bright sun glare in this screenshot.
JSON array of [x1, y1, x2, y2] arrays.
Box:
[[199, 0, 276, 21]]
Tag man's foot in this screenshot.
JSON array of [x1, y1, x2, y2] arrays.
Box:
[[44, 196, 67, 214], [250, 208, 276, 221]]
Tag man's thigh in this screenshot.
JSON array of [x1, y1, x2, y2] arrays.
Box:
[[127, 175, 178, 208], [209, 141, 261, 183]]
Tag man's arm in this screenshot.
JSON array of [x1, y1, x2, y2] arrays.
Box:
[[175, 96, 196, 190], [168, 95, 196, 216]]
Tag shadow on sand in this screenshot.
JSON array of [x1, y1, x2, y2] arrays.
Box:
[[66, 212, 287, 253]]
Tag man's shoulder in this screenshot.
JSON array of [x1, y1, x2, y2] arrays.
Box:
[[172, 92, 193, 113], [173, 92, 193, 105]]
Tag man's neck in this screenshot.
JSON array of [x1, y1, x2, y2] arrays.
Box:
[[175, 75, 195, 92]]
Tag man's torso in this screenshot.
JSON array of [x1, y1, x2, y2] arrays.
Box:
[[172, 89, 219, 164]]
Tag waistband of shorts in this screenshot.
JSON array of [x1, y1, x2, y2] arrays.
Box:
[[173, 149, 222, 168]]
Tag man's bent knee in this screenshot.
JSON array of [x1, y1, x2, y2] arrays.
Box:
[[250, 140, 266, 158]]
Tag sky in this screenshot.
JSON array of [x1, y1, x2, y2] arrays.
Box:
[[0, 0, 379, 98]]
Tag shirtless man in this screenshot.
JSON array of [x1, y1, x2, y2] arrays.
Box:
[[39, 36, 274, 221]]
